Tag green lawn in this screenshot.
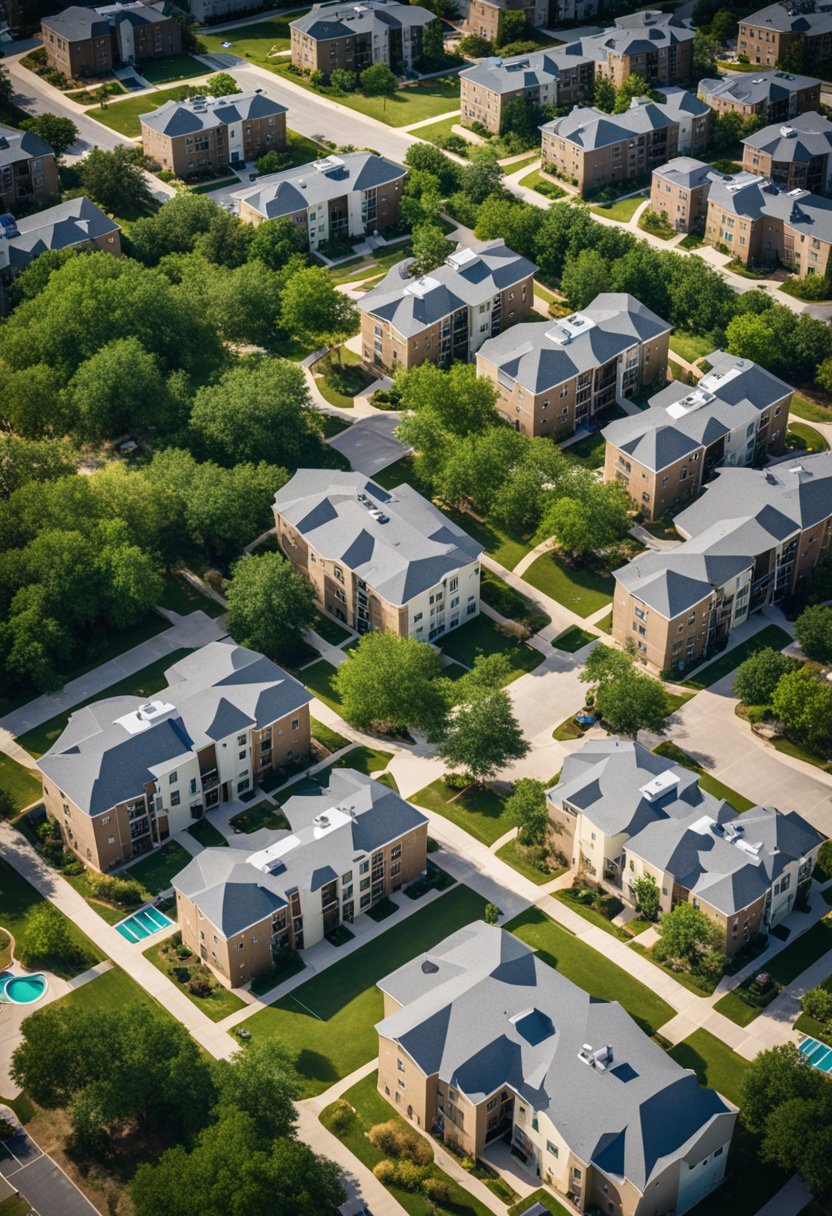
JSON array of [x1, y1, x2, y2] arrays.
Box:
[[668, 1028, 747, 1104], [417, 113, 468, 152], [553, 888, 630, 940], [590, 195, 644, 222], [137, 54, 207, 83], [790, 392, 832, 424], [310, 348, 372, 409], [411, 778, 512, 846], [787, 421, 830, 453], [229, 799, 289, 834], [17, 648, 195, 758], [311, 718, 349, 754], [240, 884, 487, 1094], [0, 856, 104, 978], [595, 610, 613, 634], [199, 14, 307, 60], [773, 734, 832, 774], [563, 429, 606, 468], [653, 742, 755, 814], [508, 1190, 571, 1216], [669, 330, 713, 365], [123, 840, 192, 895], [275, 63, 461, 127], [496, 838, 565, 885], [682, 625, 792, 691], [187, 818, 228, 847], [312, 609, 352, 646], [302, 658, 342, 711], [439, 616, 544, 682], [0, 1196, 33, 1216], [0, 755, 42, 813], [92, 86, 203, 135], [333, 744, 393, 778], [507, 907, 673, 1036], [159, 572, 226, 618], [523, 553, 614, 617], [480, 568, 550, 633], [552, 626, 596, 653], [41, 962, 163, 1019], [144, 935, 246, 1022], [519, 167, 567, 198], [715, 916, 832, 1026]]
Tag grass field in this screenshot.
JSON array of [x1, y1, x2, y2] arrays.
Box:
[[552, 626, 596, 653], [43, 962, 163, 1017], [653, 742, 755, 814], [312, 718, 349, 753], [302, 658, 341, 711], [17, 648, 195, 758], [187, 818, 228, 847], [92, 85, 200, 135], [508, 1190, 570, 1216], [669, 330, 713, 365], [480, 568, 550, 633], [439, 616, 544, 682], [275, 63, 461, 127], [668, 1028, 747, 1103], [333, 744, 393, 779], [123, 840, 192, 895], [773, 734, 832, 774], [199, 13, 307, 60], [138, 54, 207, 83], [507, 907, 673, 1036], [411, 779, 512, 846], [0, 755, 42, 813], [240, 884, 486, 1094], [0, 856, 104, 979], [523, 553, 614, 617], [787, 421, 829, 453], [790, 391, 832, 424], [144, 936, 246, 1021], [682, 625, 792, 691], [416, 113, 468, 151], [159, 572, 226, 618], [229, 799, 289, 833], [590, 195, 644, 222], [311, 609, 352, 646]]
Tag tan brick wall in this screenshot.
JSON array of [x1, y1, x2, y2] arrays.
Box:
[[542, 123, 680, 193], [43, 26, 114, 76], [141, 112, 286, 178], [650, 174, 710, 233], [612, 582, 713, 674], [604, 442, 704, 523]]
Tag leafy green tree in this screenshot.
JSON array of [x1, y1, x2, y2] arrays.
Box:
[[795, 605, 832, 663], [401, 169, 442, 229], [594, 75, 616, 112], [215, 1039, 299, 1141], [335, 633, 449, 736], [538, 480, 630, 559], [740, 1043, 825, 1135], [0, 585, 69, 693], [0, 436, 74, 500], [248, 217, 309, 271], [761, 1093, 832, 1198], [506, 777, 549, 846], [78, 145, 153, 215], [489, 438, 566, 536], [65, 336, 168, 442], [206, 71, 241, 95], [18, 903, 76, 969], [395, 361, 498, 439], [410, 224, 452, 274], [771, 666, 832, 752], [475, 195, 539, 261], [7, 247, 81, 307], [499, 95, 538, 141], [692, 29, 720, 77], [129, 192, 221, 265], [632, 874, 660, 921], [0, 362, 68, 438], [779, 39, 806, 73], [733, 646, 799, 706], [455, 652, 511, 698], [255, 148, 293, 175], [595, 671, 670, 739], [359, 63, 399, 107], [613, 73, 654, 112], [461, 146, 503, 204], [496, 7, 526, 46], [20, 113, 77, 159], [433, 428, 525, 516], [437, 685, 528, 782], [709, 9, 738, 41], [0, 62, 11, 106], [96, 521, 164, 630], [560, 248, 611, 310], [226, 552, 315, 662], [420, 18, 444, 64], [404, 142, 461, 196], [279, 266, 358, 361], [458, 33, 492, 56], [654, 902, 721, 967], [802, 985, 832, 1027]]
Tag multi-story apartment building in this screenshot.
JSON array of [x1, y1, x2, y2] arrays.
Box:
[[42, 1, 181, 77], [0, 197, 121, 315], [738, 1, 832, 70], [540, 93, 709, 194], [290, 0, 436, 81], [611, 452, 832, 673], [477, 293, 671, 440], [459, 45, 593, 135], [174, 767, 427, 987], [36, 642, 312, 873], [233, 152, 406, 247], [358, 240, 536, 373], [140, 93, 287, 178], [577, 10, 695, 90], [273, 470, 483, 641], [705, 170, 832, 273], [602, 350, 792, 521], [742, 110, 832, 193], [698, 69, 821, 124], [0, 123, 59, 213], [377, 921, 737, 1216], [650, 156, 721, 232], [461, 0, 600, 42], [548, 738, 823, 956]]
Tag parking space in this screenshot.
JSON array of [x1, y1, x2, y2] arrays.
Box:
[[0, 1134, 98, 1216]]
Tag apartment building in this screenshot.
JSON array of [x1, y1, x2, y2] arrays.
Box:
[[273, 470, 483, 641], [290, 0, 436, 81], [540, 93, 709, 194], [0, 123, 59, 213], [742, 110, 832, 193], [602, 350, 792, 521], [174, 768, 427, 987], [459, 44, 593, 135], [650, 156, 721, 232], [461, 0, 600, 42], [36, 642, 312, 873], [233, 152, 405, 247], [611, 453, 832, 673], [0, 197, 121, 315], [359, 240, 536, 373], [42, 1, 181, 77], [548, 738, 823, 956], [140, 93, 287, 178], [738, 1, 832, 70], [477, 293, 670, 440], [377, 921, 736, 1216], [698, 70, 821, 124], [577, 10, 695, 90], [705, 170, 832, 274]]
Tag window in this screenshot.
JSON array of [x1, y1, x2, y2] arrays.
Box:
[[397, 1058, 405, 1072], [238, 750, 246, 761], [101, 815, 110, 826], [237, 734, 246, 746], [171, 791, 181, 806], [169, 772, 178, 785]]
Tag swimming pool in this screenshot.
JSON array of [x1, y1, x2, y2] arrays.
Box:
[[116, 906, 173, 943], [0, 972, 48, 1005], [799, 1036, 832, 1073]]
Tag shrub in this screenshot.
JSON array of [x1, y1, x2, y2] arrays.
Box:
[[815, 839, 832, 882], [373, 1160, 398, 1186], [61, 859, 85, 876], [188, 976, 213, 998], [0, 1118, 17, 1141], [803, 986, 832, 1025], [444, 772, 471, 791], [368, 1120, 432, 1165], [86, 874, 144, 908], [325, 1100, 355, 1135], [423, 1176, 452, 1205], [458, 34, 493, 56]]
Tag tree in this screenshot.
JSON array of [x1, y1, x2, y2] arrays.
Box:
[[506, 778, 548, 846], [329, 67, 356, 92], [795, 604, 832, 663], [0, 62, 12, 106], [496, 8, 526, 47], [654, 902, 721, 967], [249, 217, 309, 271], [709, 10, 738, 42], [206, 71, 241, 96], [733, 646, 799, 707], [359, 63, 398, 108], [692, 29, 720, 77], [761, 1093, 832, 1198], [595, 671, 670, 739], [779, 39, 806, 73], [437, 686, 529, 783], [226, 553, 316, 663], [128, 192, 222, 265], [632, 874, 660, 921], [740, 1043, 825, 1135], [404, 142, 461, 196], [538, 480, 630, 560], [461, 146, 503, 204], [499, 96, 538, 141], [395, 361, 498, 439], [65, 336, 168, 442], [458, 33, 492, 57], [580, 644, 635, 691], [215, 1039, 299, 1141], [255, 148, 292, 175], [18, 903, 76, 969], [334, 633, 449, 736], [279, 266, 358, 361], [401, 169, 442, 229], [420, 18, 444, 65], [475, 195, 539, 261], [78, 145, 153, 215], [560, 248, 612, 310], [20, 113, 77, 159], [613, 73, 654, 113], [0, 436, 74, 500], [484, 903, 500, 925], [0, 362, 68, 438], [771, 666, 832, 752], [594, 75, 616, 112], [410, 224, 452, 275]]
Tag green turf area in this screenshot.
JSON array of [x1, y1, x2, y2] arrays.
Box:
[[553, 888, 630, 940], [333, 744, 393, 778], [137, 54, 207, 83], [595, 610, 613, 634], [523, 553, 614, 617], [159, 572, 226, 618], [480, 568, 550, 633], [502, 151, 539, 173], [275, 63, 461, 127], [411, 778, 512, 846], [638, 210, 676, 240], [303, 659, 341, 711], [240, 884, 486, 1094], [787, 421, 830, 452], [715, 916, 832, 1026], [552, 625, 596, 653], [496, 838, 565, 885], [0, 856, 104, 978], [250, 949, 306, 995], [712, 987, 764, 1027], [562, 428, 606, 468], [669, 330, 712, 365], [0, 1195, 32, 1216], [652, 742, 755, 813], [17, 648, 195, 758], [199, 13, 307, 59], [322, 1071, 494, 1216], [312, 718, 350, 754], [668, 1028, 747, 1103], [310, 348, 373, 409], [508, 1189, 571, 1216], [417, 113, 469, 153], [682, 624, 792, 691], [229, 799, 289, 834], [439, 616, 544, 682], [187, 818, 228, 847], [91, 85, 204, 135], [312, 610, 352, 646], [552, 715, 592, 742], [45, 962, 161, 1018], [773, 734, 832, 774], [122, 840, 192, 895], [191, 176, 240, 193], [0, 755, 42, 813], [508, 907, 673, 1036], [790, 392, 832, 424], [519, 167, 567, 198], [144, 936, 246, 1021], [590, 195, 644, 222]]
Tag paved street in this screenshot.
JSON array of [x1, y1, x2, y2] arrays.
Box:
[[0, 1133, 99, 1216]]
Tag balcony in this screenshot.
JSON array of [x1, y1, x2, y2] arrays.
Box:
[[201, 771, 219, 791]]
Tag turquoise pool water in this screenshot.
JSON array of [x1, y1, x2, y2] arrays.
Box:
[[799, 1036, 832, 1073], [116, 906, 172, 942], [0, 973, 48, 1004]]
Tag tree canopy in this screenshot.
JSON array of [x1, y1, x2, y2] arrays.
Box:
[[334, 633, 449, 735], [226, 552, 316, 663]]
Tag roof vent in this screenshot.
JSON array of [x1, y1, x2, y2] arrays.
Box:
[[780, 125, 796, 137], [446, 246, 479, 271], [640, 770, 680, 802], [578, 1043, 613, 1069], [313, 813, 330, 828]]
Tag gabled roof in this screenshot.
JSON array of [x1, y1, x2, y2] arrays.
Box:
[[291, 0, 434, 41], [3, 196, 119, 270], [698, 69, 820, 109], [541, 92, 706, 151], [0, 123, 54, 170], [742, 109, 832, 163], [459, 44, 592, 95], [232, 151, 405, 221], [140, 92, 287, 136]]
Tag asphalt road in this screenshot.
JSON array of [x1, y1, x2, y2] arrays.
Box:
[[0, 1133, 100, 1216], [5, 56, 126, 160]]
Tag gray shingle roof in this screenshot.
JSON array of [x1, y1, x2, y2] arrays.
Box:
[[3, 196, 119, 271], [574, 10, 694, 69], [698, 69, 820, 110], [377, 922, 732, 1190], [140, 92, 286, 137], [359, 239, 537, 338], [0, 123, 54, 170], [479, 293, 670, 395], [273, 470, 482, 604], [37, 641, 312, 817], [652, 155, 720, 190], [42, 4, 111, 39], [292, 0, 434, 41], [173, 768, 427, 935], [743, 1, 832, 37], [708, 171, 832, 243], [232, 151, 405, 221], [459, 44, 592, 96], [541, 92, 706, 150], [742, 109, 832, 162]]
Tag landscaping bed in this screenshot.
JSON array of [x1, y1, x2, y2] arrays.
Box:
[[144, 933, 246, 1022], [366, 897, 399, 922], [554, 886, 631, 940], [310, 349, 375, 409], [786, 421, 829, 453], [496, 838, 565, 885], [403, 860, 456, 899], [715, 916, 832, 1026]]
